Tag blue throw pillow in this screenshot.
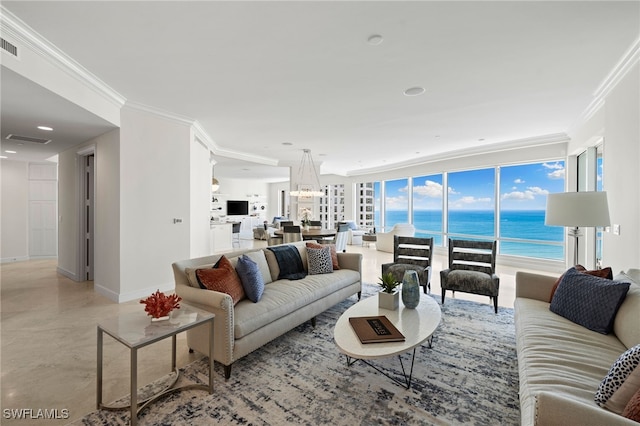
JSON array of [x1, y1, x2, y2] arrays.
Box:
[[236, 255, 265, 302], [550, 267, 631, 334]]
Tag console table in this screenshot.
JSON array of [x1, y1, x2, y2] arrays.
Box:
[[97, 303, 214, 425]]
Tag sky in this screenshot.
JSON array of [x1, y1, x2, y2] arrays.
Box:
[[378, 161, 566, 211]]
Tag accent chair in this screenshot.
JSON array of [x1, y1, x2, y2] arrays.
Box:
[[375, 223, 415, 253], [440, 238, 500, 313], [381, 236, 433, 294]]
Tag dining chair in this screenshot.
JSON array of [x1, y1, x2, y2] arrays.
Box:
[[231, 222, 241, 247], [283, 225, 302, 243]]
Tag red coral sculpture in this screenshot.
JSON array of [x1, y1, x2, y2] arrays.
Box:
[[140, 290, 182, 319]]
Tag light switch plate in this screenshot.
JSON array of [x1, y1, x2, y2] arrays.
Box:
[[613, 224, 620, 235]]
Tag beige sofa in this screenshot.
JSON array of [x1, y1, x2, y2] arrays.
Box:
[[514, 269, 640, 425], [173, 240, 362, 379]]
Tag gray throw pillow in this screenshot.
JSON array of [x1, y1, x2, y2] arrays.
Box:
[[550, 267, 630, 334], [236, 255, 264, 302], [307, 246, 333, 275]]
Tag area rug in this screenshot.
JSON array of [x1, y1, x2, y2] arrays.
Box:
[[73, 284, 520, 425]]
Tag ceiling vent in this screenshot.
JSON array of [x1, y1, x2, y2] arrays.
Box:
[[5, 134, 51, 144], [1, 38, 19, 58]]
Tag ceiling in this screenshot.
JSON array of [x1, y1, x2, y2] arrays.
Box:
[[1, 1, 639, 181]]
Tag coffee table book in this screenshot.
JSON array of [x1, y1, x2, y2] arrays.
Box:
[[348, 316, 405, 344]]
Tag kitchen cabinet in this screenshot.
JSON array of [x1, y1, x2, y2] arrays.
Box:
[[210, 222, 232, 253]]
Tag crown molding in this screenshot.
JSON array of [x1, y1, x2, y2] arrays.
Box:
[[0, 6, 126, 108], [124, 100, 195, 126], [573, 37, 640, 130], [346, 133, 570, 177]]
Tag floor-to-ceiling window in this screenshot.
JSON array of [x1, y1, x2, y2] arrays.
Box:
[[499, 161, 566, 260], [384, 178, 409, 230], [447, 168, 495, 240], [412, 174, 443, 245]]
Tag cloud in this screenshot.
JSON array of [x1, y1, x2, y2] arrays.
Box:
[[448, 186, 459, 195], [413, 180, 443, 198], [502, 186, 549, 201], [450, 196, 492, 208], [514, 178, 525, 184], [543, 162, 565, 180], [385, 195, 408, 209]]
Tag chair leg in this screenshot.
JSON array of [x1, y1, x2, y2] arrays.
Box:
[[493, 296, 498, 314], [441, 291, 445, 305], [357, 291, 362, 300]]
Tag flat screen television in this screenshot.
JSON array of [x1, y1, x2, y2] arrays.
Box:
[[227, 200, 249, 216]]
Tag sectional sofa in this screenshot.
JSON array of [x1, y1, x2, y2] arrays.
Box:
[[173, 240, 362, 379], [514, 268, 640, 425]]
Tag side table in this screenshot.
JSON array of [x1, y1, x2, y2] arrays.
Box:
[[97, 303, 214, 425], [362, 233, 377, 247]]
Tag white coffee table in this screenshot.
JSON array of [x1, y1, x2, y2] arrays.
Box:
[[334, 294, 441, 388]]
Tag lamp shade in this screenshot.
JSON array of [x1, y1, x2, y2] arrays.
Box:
[[545, 191, 610, 227]]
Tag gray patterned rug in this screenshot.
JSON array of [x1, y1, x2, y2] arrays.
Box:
[[73, 284, 519, 425]]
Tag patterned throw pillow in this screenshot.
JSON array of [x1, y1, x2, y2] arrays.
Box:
[[307, 246, 333, 275], [596, 345, 640, 414], [549, 267, 630, 334], [306, 242, 340, 270], [195, 255, 245, 305], [623, 387, 640, 421], [549, 265, 613, 302], [236, 255, 265, 303]]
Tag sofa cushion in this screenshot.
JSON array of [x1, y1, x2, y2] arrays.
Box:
[[550, 267, 631, 334], [549, 265, 613, 302], [235, 255, 265, 303], [613, 273, 640, 349], [307, 246, 333, 275], [595, 344, 640, 414], [233, 269, 360, 339], [195, 256, 245, 305], [306, 242, 339, 270], [623, 388, 640, 421]]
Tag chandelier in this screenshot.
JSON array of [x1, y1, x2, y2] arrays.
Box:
[[290, 149, 324, 197]]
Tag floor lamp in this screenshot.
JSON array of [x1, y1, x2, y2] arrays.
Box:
[[545, 191, 611, 266]]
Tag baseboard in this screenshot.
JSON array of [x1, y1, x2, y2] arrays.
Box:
[[57, 266, 79, 281], [95, 281, 176, 303], [1, 255, 30, 264]]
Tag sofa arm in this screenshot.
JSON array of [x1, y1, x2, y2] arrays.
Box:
[[532, 391, 637, 426], [174, 282, 235, 364], [337, 252, 362, 273], [515, 271, 558, 303]]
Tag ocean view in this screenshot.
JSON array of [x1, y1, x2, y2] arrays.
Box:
[[379, 210, 564, 260]]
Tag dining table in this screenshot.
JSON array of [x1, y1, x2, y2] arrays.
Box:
[[273, 228, 337, 240]]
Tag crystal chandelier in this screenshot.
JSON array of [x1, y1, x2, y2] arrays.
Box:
[[290, 149, 324, 197]]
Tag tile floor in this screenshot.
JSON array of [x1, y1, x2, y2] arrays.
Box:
[[0, 240, 545, 425]]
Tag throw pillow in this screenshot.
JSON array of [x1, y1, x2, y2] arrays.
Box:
[[549, 267, 630, 334], [195, 255, 245, 305], [236, 255, 265, 303], [306, 242, 340, 270], [595, 344, 640, 414], [307, 246, 333, 275], [549, 265, 613, 302], [623, 387, 640, 422]]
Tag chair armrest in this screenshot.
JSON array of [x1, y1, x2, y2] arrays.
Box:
[[515, 271, 558, 302]]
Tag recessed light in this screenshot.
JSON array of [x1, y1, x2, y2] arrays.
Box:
[[404, 87, 425, 96], [367, 34, 383, 45], [282, 142, 293, 146], [37, 126, 53, 131], [0, 156, 7, 159], [5, 150, 16, 154], [478, 138, 485, 142]]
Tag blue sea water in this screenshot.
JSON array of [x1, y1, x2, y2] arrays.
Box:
[[381, 210, 564, 260]]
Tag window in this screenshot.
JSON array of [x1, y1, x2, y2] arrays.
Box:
[[447, 168, 495, 240], [384, 178, 409, 230], [499, 162, 565, 260], [412, 174, 443, 245]]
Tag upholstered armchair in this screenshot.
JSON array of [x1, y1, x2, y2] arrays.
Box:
[[440, 239, 500, 313], [381, 236, 433, 294], [375, 223, 415, 253], [339, 220, 366, 245]]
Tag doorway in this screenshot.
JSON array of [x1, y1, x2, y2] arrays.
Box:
[[78, 151, 95, 281]]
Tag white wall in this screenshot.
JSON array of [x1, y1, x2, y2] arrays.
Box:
[[0, 160, 29, 261], [117, 105, 192, 302], [190, 135, 213, 258], [589, 63, 639, 272]]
